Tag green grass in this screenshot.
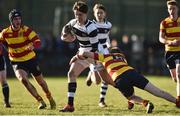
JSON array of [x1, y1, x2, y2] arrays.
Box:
[[0, 76, 179, 115]]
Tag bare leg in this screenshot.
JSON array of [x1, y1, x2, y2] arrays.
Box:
[[15, 69, 43, 101], [144, 82, 176, 103], [0, 70, 10, 107], [176, 63, 180, 97], [32, 74, 56, 109]]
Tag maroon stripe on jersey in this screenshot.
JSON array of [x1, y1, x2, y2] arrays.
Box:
[[104, 59, 124, 68], [23, 28, 32, 37], [3, 32, 18, 38], [111, 64, 128, 71], [31, 36, 39, 41], [166, 32, 180, 37], [8, 40, 31, 48], [94, 53, 99, 60], [9, 50, 32, 58], [163, 21, 177, 28], [160, 29, 166, 33], [104, 54, 112, 58]]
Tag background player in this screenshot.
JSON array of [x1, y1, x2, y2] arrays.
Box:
[[159, 0, 180, 102], [0, 43, 10, 108], [86, 3, 112, 108], [0, 9, 56, 109]]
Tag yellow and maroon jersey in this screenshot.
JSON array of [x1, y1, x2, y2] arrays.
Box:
[[0, 25, 40, 62], [94, 53, 134, 81], [160, 17, 180, 52]]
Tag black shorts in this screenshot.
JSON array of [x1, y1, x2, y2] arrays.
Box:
[[11, 58, 42, 76], [0, 55, 5, 71], [114, 69, 149, 98], [165, 51, 180, 69]]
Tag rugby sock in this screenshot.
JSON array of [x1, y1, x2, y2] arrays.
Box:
[[99, 82, 108, 103], [68, 82, 77, 106], [2, 83, 9, 103]]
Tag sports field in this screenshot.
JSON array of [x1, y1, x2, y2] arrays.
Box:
[[0, 76, 179, 115]]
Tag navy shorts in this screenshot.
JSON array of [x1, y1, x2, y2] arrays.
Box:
[[114, 69, 149, 98], [165, 51, 180, 69], [11, 58, 42, 76], [0, 55, 5, 71]]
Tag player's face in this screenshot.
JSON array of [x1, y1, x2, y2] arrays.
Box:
[[94, 9, 106, 22], [74, 10, 87, 25], [12, 16, 22, 30], [167, 5, 179, 20]]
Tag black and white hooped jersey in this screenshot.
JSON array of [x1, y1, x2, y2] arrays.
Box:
[[93, 20, 112, 48], [67, 19, 99, 52]]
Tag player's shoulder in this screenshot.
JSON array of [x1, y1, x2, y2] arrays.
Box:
[[105, 20, 112, 27], [93, 19, 112, 28], [161, 17, 172, 24], [1, 26, 11, 34], [85, 20, 97, 30], [68, 19, 77, 26]]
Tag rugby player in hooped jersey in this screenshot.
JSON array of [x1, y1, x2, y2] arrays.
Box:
[[159, 0, 180, 104], [60, 1, 99, 112], [0, 9, 56, 109], [72, 47, 180, 113], [85, 3, 112, 108]]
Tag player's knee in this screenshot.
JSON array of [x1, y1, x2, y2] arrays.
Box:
[[68, 70, 76, 79]]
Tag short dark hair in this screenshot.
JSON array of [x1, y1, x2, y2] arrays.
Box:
[[167, 0, 178, 6], [110, 47, 122, 53], [93, 3, 106, 12], [73, 1, 88, 14]]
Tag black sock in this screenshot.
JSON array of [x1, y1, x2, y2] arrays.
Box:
[[2, 83, 9, 103], [68, 82, 77, 106]]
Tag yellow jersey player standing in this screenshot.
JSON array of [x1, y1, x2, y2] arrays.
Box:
[[159, 0, 180, 102], [0, 9, 56, 109]]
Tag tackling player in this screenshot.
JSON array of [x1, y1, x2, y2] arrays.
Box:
[[72, 47, 180, 113], [0, 9, 56, 109]]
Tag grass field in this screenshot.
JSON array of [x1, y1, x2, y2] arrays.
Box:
[[0, 76, 179, 115]]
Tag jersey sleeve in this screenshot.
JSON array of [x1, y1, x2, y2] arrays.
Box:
[[0, 30, 5, 43], [88, 24, 99, 52], [94, 53, 104, 62], [160, 20, 166, 33]]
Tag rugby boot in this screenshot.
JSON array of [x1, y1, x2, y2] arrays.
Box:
[[59, 104, 74, 112], [38, 100, 47, 109], [49, 97, 56, 109], [128, 101, 134, 110], [176, 96, 180, 108], [4, 102, 11, 108], [98, 101, 107, 108], [146, 102, 154, 113]]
